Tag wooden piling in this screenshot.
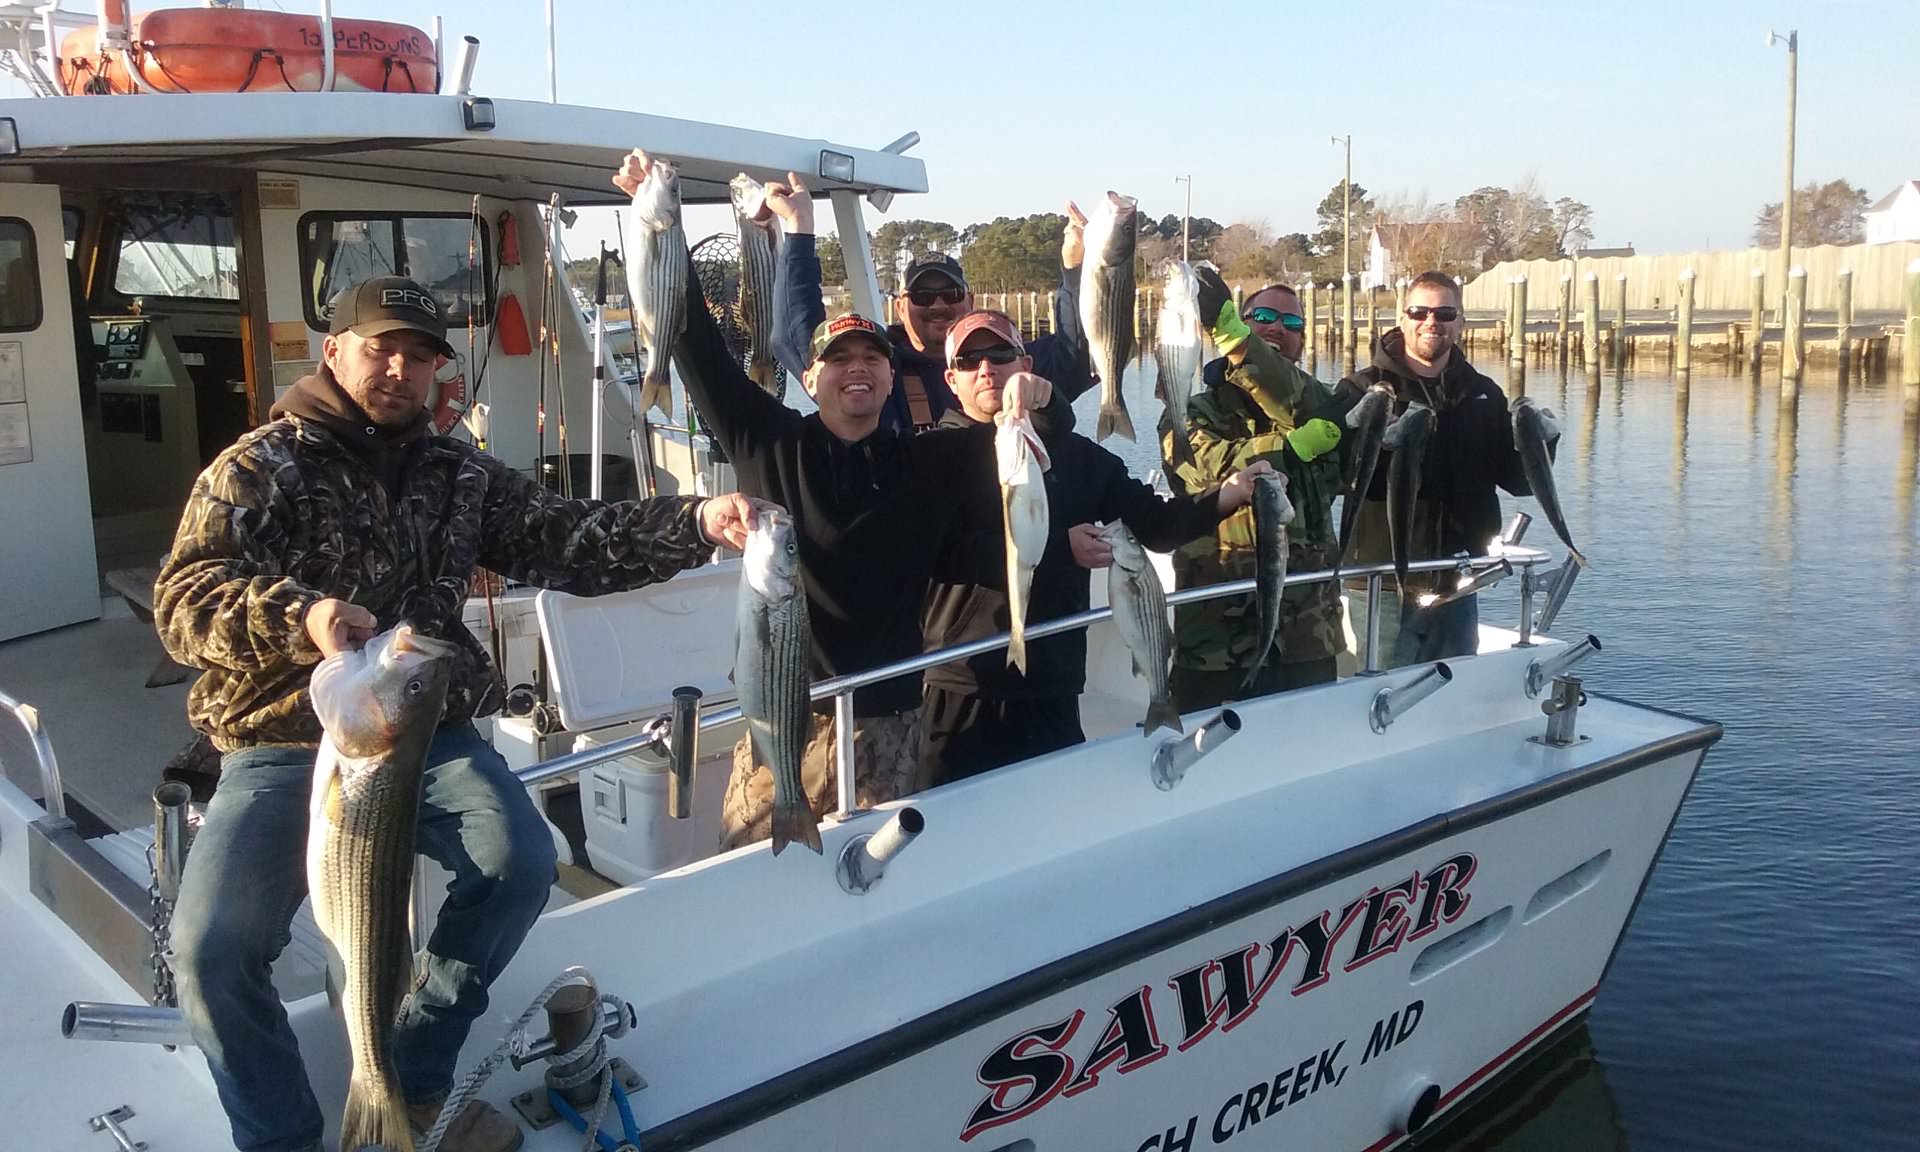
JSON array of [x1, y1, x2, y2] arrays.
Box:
[[1748, 269, 1766, 374], [1394, 278, 1408, 323], [1342, 274, 1356, 362], [1302, 281, 1318, 370], [1836, 269, 1853, 367], [1784, 266, 1807, 383], [1614, 274, 1628, 367], [1510, 277, 1529, 365], [1582, 272, 1600, 371], [1676, 268, 1695, 376], [1905, 259, 1920, 418], [1556, 275, 1571, 360]]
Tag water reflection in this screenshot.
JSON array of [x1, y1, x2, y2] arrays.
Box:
[[1899, 420, 1918, 571], [1771, 392, 1800, 568], [1578, 369, 1600, 497], [1672, 380, 1689, 486], [1435, 1023, 1630, 1152]]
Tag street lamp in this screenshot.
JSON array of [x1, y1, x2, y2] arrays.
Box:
[[1331, 134, 1353, 357], [1174, 174, 1192, 263], [1766, 29, 1797, 323]]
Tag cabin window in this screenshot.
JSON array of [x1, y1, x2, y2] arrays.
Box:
[[299, 213, 492, 333], [0, 218, 42, 332], [111, 192, 239, 302]]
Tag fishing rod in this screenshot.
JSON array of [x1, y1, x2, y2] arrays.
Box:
[[590, 240, 610, 500]]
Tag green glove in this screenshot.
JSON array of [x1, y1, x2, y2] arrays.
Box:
[[1285, 418, 1342, 462], [1210, 299, 1253, 355]]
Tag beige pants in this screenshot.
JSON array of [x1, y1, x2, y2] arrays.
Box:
[[720, 707, 928, 851]]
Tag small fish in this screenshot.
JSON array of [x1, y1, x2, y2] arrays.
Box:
[[736, 508, 820, 855], [1154, 260, 1204, 470], [1081, 191, 1140, 443], [307, 625, 456, 1152], [730, 173, 782, 397], [997, 413, 1052, 674], [1382, 402, 1436, 585], [1512, 397, 1589, 568], [1334, 385, 1393, 577], [1104, 522, 1181, 736], [623, 158, 689, 416], [1242, 472, 1296, 690]]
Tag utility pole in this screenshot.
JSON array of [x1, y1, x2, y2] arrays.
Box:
[[1174, 174, 1192, 262], [1767, 29, 1797, 323], [1332, 134, 1353, 361]]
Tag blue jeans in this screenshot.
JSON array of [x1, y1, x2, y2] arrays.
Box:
[[171, 724, 558, 1152], [1346, 587, 1481, 670]]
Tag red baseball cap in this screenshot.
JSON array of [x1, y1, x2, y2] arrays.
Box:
[[943, 310, 1026, 365]]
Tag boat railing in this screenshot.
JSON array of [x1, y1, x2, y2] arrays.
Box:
[[0, 684, 68, 825], [513, 540, 1573, 820]]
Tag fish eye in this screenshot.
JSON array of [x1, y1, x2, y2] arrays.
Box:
[[406, 678, 424, 696]]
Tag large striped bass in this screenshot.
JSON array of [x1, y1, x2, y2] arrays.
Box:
[[997, 412, 1051, 674], [1154, 260, 1204, 470], [1334, 385, 1393, 578], [1104, 522, 1181, 736], [1082, 191, 1140, 443], [736, 508, 821, 856], [730, 174, 783, 397], [624, 158, 689, 416], [1511, 396, 1588, 567], [306, 625, 455, 1152], [1243, 471, 1296, 690], [1383, 402, 1436, 586]]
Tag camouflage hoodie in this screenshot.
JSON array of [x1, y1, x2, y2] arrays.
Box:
[[1161, 334, 1344, 674], [155, 369, 711, 751]]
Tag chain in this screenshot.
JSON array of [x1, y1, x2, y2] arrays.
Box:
[[145, 842, 176, 1008]]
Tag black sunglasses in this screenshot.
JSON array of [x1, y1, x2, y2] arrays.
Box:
[[1245, 306, 1306, 332], [1405, 306, 1461, 323], [953, 345, 1023, 370], [905, 285, 967, 307]]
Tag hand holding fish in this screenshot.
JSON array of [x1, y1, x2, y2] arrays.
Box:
[[1061, 201, 1089, 270], [762, 172, 814, 235], [612, 148, 655, 196], [699, 493, 782, 551], [1069, 522, 1114, 570], [997, 371, 1053, 423], [1217, 460, 1279, 513], [304, 597, 376, 659]]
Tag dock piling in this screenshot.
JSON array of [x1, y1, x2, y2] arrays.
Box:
[[1748, 269, 1766, 375], [1613, 274, 1628, 369], [1904, 259, 1920, 418], [1675, 268, 1695, 377], [1784, 266, 1807, 386], [1582, 272, 1599, 372], [1836, 268, 1853, 369], [1556, 274, 1571, 360]]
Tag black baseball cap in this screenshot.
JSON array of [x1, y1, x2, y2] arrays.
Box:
[[901, 252, 968, 294], [326, 276, 456, 359]]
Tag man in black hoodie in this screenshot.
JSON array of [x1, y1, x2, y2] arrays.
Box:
[[1331, 270, 1530, 666], [921, 310, 1268, 781]]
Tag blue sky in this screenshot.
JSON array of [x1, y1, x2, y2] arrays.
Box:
[[11, 0, 1917, 252]]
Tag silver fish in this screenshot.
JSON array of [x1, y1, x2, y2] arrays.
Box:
[[1082, 191, 1140, 442], [1243, 472, 1297, 690], [307, 625, 456, 1152], [998, 414, 1051, 674], [624, 158, 689, 416], [1512, 397, 1589, 567], [1383, 402, 1436, 585], [736, 508, 820, 855], [1154, 260, 1204, 470], [730, 173, 783, 397], [1104, 521, 1181, 735], [1334, 385, 1393, 577]]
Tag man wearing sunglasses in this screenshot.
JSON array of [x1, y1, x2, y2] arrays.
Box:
[[920, 310, 1269, 781], [766, 177, 1095, 432], [1331, 270, 1531, 667], [1162, 268, 1346, 711]]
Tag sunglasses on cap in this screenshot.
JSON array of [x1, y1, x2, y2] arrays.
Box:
[[1405, 305, 1461, 323], [953, 345, 1023, 370], [1245, 307, 1307, 332], [905, 284, 967, 307]]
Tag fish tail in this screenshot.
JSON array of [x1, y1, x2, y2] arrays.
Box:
[[1144, 696, 1183, 737], [1007, 627, 1028, 674], [748, 356, 779, 396], [770, 800, 823, 857], [1240, 651, 1271, 693], [1569, 544, 1591, 569], [1097, 401, 1136, 443], [341, 1070, 414, 1152], [637, 376, 670, 416]]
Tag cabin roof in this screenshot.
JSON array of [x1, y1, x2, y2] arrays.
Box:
[[0, 92, 927, 205], [1864, 181, 1920, 215]]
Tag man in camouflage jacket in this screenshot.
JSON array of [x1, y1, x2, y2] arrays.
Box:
[[1162, 268, 1347, 712], [153, 276, 764, 1152]]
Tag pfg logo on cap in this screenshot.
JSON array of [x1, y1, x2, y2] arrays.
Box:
[[379, 286, 440, 317]]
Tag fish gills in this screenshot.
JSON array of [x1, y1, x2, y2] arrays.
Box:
[[1382, 403, 1436, 585], [1154, 261, 1204, 470], [1334, 386, 1392, 577], [307, 625, 456, 1152], [1104, 522, 1181, 735], [625, 159, 689, 416], [730, 174, 783, 397], [1511, 397, 1589, 568], [1082, 192, 1140, 443], [998, 416, 1051, 673], [1243, 472, 1297, 689], [737, 510, 821, 855]]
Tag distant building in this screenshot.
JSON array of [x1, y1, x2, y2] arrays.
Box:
[[1863, 182, 1920, 245], [1363, 223, 1481, 289]]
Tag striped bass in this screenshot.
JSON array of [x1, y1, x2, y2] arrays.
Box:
[[306, 625, 455, 1152], [730, 173, 783, 397], [736, 508, 821, 855], [997, 413, 1052, 674], [1243, 471, 1297, 689], [1383, 402, 1436, 585], [1334, 385, 1393, 578], [624, 158, 689, 416], [1104, 522, 1181, 735], [1082, 191, 1140, 442], [1511, 396, 1588, 567], [1154, 260, 1204, 470]]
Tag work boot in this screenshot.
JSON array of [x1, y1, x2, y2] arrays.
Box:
[[406, 1097, 525, 1152]]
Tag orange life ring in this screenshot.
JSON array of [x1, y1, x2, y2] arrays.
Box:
[[59, 9, 437, 95], [432, 361, 470, 436]]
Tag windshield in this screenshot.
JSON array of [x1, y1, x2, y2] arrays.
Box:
[[112, 192, 238, 302]]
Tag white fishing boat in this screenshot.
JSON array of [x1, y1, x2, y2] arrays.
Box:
[[0, 6, 1720, 1150]]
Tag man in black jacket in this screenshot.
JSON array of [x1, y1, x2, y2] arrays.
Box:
[[1331, 270, 1529, 666], [922, 310, 1269, 781]]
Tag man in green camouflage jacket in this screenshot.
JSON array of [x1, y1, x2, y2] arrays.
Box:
[[1161, 268, 1347, 712], [153, 276, 765, 1152]]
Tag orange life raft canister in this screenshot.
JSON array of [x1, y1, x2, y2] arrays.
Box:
[[59, 8, 439, 95]]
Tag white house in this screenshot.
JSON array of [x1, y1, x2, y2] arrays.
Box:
[[1863, 181, 1920, 245]]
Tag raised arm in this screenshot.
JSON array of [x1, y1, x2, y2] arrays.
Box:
[[764, 173, 824, 380]]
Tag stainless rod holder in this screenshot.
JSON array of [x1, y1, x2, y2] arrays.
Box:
[[668, 686, 701, 820], [1362, 572, 1385, 675], [88, 1106, 143, 1152], [1151, 709, 1241, 791], [0, 690, 67, 823], [452, 35, 480, 95], [151, 782, 193, 903], [1532, 561, 1582, 634], [63, 1002, 193, 1048], [1501, 512, 1533, 546], [838, 807, 924, 894], [833, 693, 857, 819], [1540, 675, 1587, 746], [1526, 635, 1601, 698], [1421, 558, 1512, 610], [1370, 662, 1453, 734]]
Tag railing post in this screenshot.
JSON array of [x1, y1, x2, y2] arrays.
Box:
[[833, 692, 856, 818]]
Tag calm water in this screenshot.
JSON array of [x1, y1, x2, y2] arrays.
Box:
[[1077, 352, 1920, 1150]]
